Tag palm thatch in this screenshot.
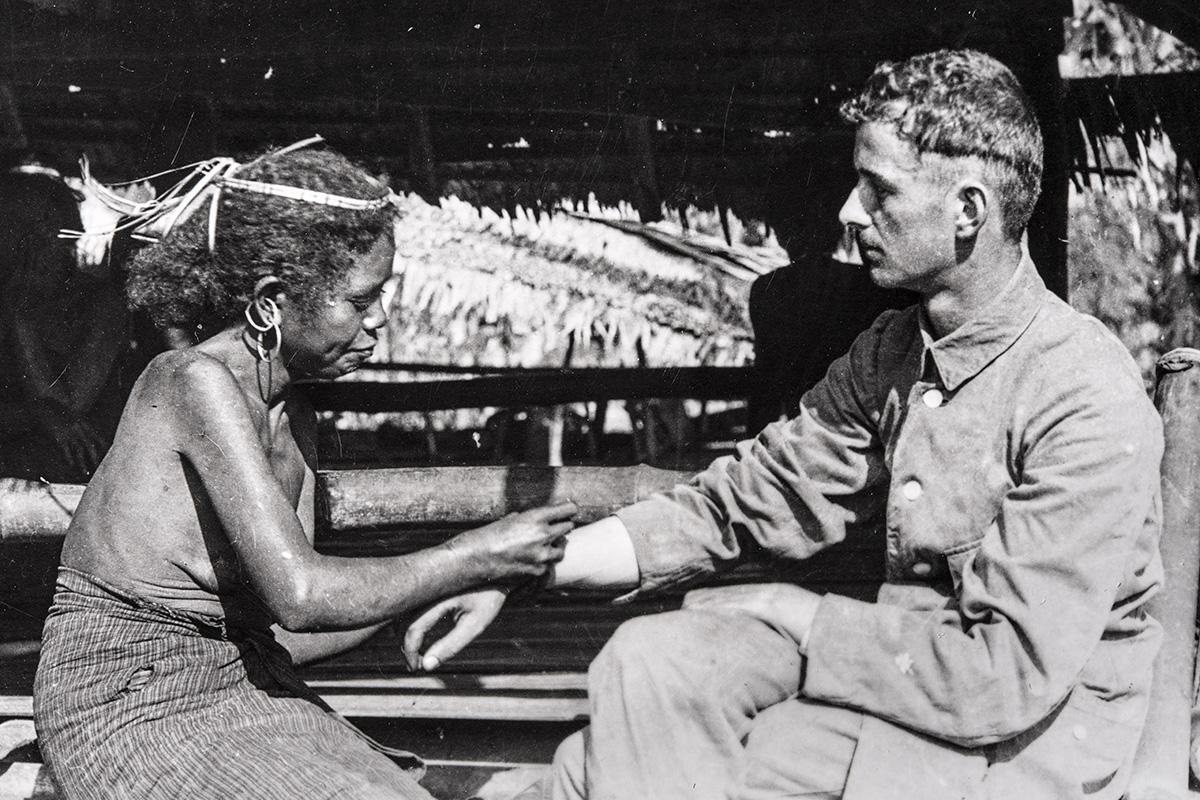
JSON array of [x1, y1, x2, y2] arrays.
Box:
[[1063, 71, 1200, 184], [377, 193, 787, 371]]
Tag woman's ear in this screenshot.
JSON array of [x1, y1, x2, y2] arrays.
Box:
[[252, 275, 285, 305]]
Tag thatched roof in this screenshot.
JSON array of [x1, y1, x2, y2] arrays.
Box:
[[1063, 71, 1200, 180], [379, 194, 786, 370]]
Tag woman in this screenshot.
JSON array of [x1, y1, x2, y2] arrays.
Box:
[[33, 142, 575, 800]]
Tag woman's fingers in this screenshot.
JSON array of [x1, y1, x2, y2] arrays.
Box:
[[421, 592, 507, 669], [524, 501, 578, 523], [421, 613, 487, 670], [403, 600, 454, 670]]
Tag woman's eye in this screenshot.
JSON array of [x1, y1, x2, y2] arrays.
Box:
[[350, 296, 374, 312]]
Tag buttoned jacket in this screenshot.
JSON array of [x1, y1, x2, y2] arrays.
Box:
[[616, 257, 1164, 799]]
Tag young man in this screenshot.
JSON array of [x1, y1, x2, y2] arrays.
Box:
[[407, 49, 1163, 800]]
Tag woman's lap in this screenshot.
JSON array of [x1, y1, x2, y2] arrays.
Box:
[[34, 574, 430, 800]]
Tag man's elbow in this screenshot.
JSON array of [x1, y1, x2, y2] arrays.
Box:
[[937, 692, 1061, 747]]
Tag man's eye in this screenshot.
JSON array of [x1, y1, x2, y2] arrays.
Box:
[[350, 297, 374, 311]]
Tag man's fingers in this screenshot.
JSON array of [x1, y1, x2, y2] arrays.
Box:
[[546, 521, 575, 539]]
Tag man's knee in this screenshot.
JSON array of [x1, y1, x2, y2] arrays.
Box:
[[530, 729, 585, 800], [588, 611, 714, 691], [589, 609, 797, 696]]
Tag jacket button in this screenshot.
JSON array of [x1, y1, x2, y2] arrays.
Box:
[[922, 388, 944, 408], [1072, 724, 1087, 741], [902, 480, 923, 500], [911, 562, 932, 577]]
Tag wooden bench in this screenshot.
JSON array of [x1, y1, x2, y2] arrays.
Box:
[[4, 349, 1200, 797]]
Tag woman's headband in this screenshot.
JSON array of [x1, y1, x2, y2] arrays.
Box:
[[59, 135, 396, 254]]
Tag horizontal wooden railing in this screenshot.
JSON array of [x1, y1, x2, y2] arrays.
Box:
[[301, 366, 756, 412], [0, 465, 689, 543]]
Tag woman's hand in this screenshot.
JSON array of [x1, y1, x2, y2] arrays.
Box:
[[404, 588, 509, 671], [445, 501, 577, 582]]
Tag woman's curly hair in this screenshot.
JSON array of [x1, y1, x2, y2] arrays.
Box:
[[126, 147, 394, 332]]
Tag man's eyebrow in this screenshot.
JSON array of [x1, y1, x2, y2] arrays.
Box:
[[858, 166, 896, 187]]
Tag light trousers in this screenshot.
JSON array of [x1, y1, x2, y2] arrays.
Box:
[[538, 609, 864, 800]]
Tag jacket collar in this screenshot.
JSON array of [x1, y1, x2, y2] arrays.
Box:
[[918, 255, 1045, 392]]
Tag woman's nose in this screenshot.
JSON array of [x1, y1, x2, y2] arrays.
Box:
[[363, 299, 388, 331]]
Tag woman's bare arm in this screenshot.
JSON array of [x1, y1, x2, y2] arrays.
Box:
[[170, 354, 573, 632], [269, 392, 391, 663]]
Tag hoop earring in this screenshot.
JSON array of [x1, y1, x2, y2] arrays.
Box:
[[244, 296, 282, 362]]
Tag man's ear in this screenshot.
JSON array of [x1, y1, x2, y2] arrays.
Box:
[[953, 182, 989, 240]]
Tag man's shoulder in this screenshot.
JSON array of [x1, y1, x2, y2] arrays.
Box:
[[1022, 292, 1151, 409], [1031, 293, 1140, 373]]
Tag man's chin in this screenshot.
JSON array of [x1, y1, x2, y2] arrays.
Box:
[[866, 263, 895, 288]]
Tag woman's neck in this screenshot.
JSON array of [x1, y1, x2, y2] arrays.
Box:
[[197, 326, 294, 407]]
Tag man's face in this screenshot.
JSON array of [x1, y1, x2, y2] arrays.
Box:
[[838, 122, 957, 294]]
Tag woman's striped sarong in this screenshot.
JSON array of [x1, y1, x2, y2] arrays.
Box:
[[34, 567, 433, 800]]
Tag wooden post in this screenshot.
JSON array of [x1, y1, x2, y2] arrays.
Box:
[[1021, 6, 1072, 299], [1129, 347, 1200, 795], [623, 115, 662, 223], [407, 106, 438, 200]]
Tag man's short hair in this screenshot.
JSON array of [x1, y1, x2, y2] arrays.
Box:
[[840, 49, 1044, 240]]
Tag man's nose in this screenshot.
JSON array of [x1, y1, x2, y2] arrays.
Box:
[[838, 187, 870, 229]]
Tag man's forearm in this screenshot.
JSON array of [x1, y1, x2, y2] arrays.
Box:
[[547, 515, 640, 591]]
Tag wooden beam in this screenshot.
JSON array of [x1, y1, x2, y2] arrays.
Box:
[[0, 466, 690, 542], [319, 464, 689, 531], [301, 367, 755, 413], [0, 480, 83, 544]]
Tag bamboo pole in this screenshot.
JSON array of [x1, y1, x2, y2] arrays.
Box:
[[0, 466, 690, 542], [1130, 347, 1200, 796]]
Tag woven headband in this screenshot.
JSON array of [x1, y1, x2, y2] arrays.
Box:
[[59, 135, 396, 254]]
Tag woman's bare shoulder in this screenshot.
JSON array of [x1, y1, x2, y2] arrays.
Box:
[[137, 349, 240, 401]]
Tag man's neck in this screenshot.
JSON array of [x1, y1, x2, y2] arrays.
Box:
[[921, 240, 1024, 339]]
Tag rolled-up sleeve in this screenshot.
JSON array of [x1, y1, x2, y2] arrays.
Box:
[[617, 314, 898, 595], [802, 369, 1163, 746]]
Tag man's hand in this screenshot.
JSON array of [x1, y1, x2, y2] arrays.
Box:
[[682, 583, 822, 653], [403, 588, 509, 671], [1124, 787, 1200, 800]]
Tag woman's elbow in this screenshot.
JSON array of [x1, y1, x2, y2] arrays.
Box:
[[263, 575, 323, 632]]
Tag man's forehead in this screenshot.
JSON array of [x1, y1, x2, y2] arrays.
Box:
[[853, 122, 923, 178]]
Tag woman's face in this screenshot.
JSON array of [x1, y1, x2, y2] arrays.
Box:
[[278, 233, 394, 379]]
